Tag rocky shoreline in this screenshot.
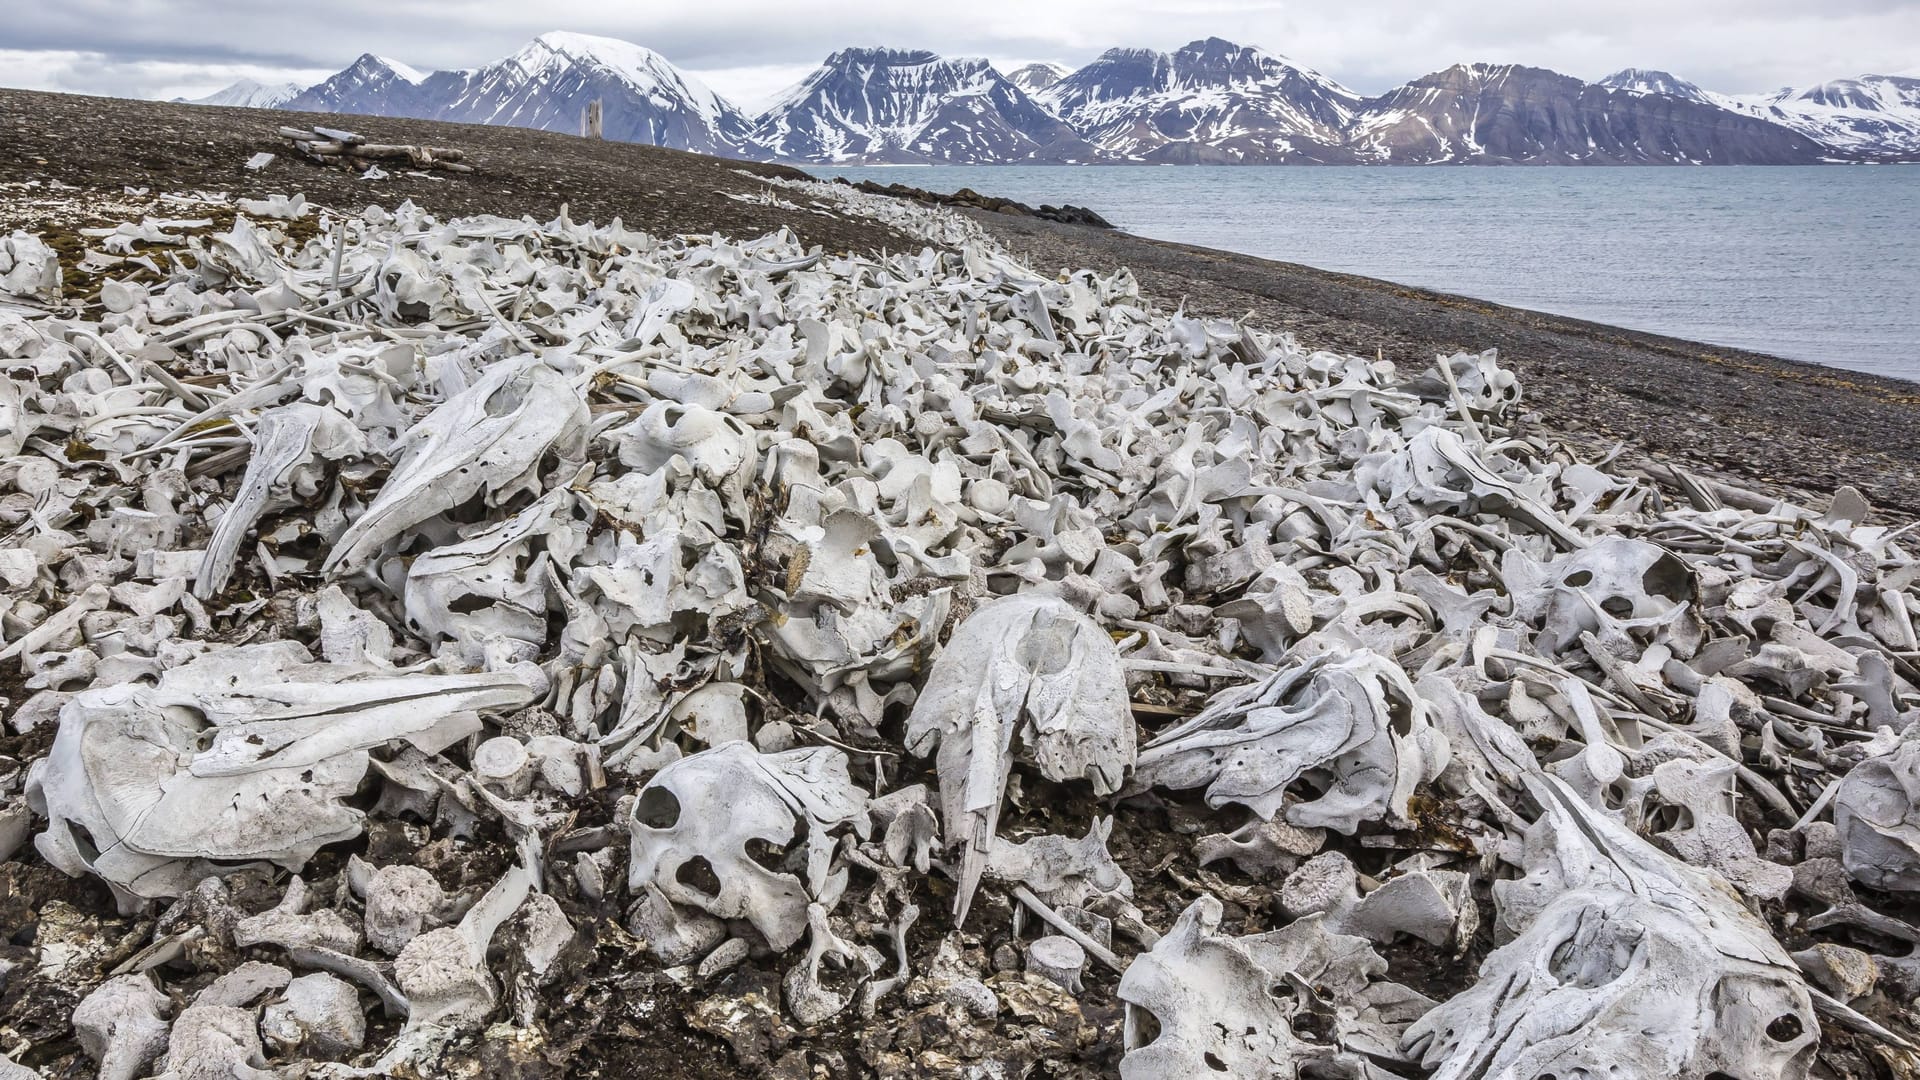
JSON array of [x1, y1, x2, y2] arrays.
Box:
[[828, 177, 1114, 228]]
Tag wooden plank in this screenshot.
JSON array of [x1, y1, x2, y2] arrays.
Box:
[[310, 125, 365, 145]]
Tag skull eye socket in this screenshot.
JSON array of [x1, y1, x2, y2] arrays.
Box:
[[1563, 570, 1595, 588], [635, 787, 682, 830], [675, 856, 723, 899], [1642, 556, 1691, 602], [1765, 1013, 1805, 1042], [745, 837, 791, 873]]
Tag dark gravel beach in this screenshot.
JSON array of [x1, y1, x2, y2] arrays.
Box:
[[5, 87, 1914, 515]]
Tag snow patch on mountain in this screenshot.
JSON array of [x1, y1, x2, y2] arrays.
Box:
[[1039, 38, 1361, 163], [286, 54, 435, 116], [753, 48, 1091, 163], [1738, 74, 1920, 157], [1004, 62, 1068, 94], [500, 31, 735, 127], [186, 79, 306, 109], [253, 31, 1920, 164], [373, 56, 429, 85]]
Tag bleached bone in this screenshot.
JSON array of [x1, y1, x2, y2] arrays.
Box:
[[394, 864, 531, 1029], [1279, 850, 1362, 921], [347, 856, 470, 954], [1504, 536, 1694, 654], [1194, 816, 1325, 880], [262, 972, 367, 1058], [1405, 775, 1819, 1080], [1831, 726, 1920, 892], [1117, 895, 1419, 1079], [502, 891, 576, 1025], [196, 402, 365, 598], [904, 593, 1134, 921], [73, 973, 172, 1080], [27, 642, 538, 909], [402, 486, 573, 664], [984, 817, 1133, 911], [325, 355, 587, 573], [1027, 935, 1088, 994], [1339, 867, 1478, 949], [867, 783, 940, 873], [23, 171, 1920, 1078], [473, 736, 535, 797], [234, 875, 363, 954], [783, 903, 884, 1024], [155, 1003, 275, 1080], [0, 231, 61, 302], [1650, 757, 1793, 900], [628, 741, 869, 955], [1135, 643, 1447, 833], [194, 960, 291, 1007]]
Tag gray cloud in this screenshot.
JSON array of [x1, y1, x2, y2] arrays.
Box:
[[1, 0, 1915, 104]]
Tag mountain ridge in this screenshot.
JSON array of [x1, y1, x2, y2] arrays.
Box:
[[189, 33, 1918, 164]]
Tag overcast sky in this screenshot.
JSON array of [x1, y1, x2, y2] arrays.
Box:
[[2, 0, 1915, 109]]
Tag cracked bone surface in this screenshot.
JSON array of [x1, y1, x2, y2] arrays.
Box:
[[25, 641, 538, 910], [904, 592, 1133, 919], [2, 174, 1918, 1075], [1405, 776, 1821, 1079], [1117, 893, 1427, 1079], [1134, 644, 1445, 832], [627, 741, 869, 955]]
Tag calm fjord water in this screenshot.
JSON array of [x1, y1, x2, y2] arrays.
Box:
[[808, 166, 1919, 380]]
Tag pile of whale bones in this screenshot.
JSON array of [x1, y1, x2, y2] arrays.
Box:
[[1, 175, 1919, 1080]]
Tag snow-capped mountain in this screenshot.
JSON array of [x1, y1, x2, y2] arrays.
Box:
[[752, 48, 1094, 163], [1597, 68, 1725, 107], [280, 34, 754, 156], [286, 54, 431, 117], [207, 31, 1920, 164], [184, 78, 306, 110], [420, 32, 755, 156], [1740, 75, 1920, 159], [1348, 63, 1828, 164], [1004, 62, 1068, 95], [1600, 67, 1920, 160], [1039, 38, 1361, 163]]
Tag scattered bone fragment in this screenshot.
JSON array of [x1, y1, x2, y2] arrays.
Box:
[[261, 972, 367, 1058], [1026, 935, 1087, 994], [349, 857, 464, 954], [1794, 943, 1880, 1003], [394, 865, 531, 1029], [1834, 727, 1920, 892], [73, 973, 171, 1080]]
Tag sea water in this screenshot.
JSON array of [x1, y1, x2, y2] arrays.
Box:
[[807, 165, 1920, 381]]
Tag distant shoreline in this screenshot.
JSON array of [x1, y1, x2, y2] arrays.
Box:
[[970, 208, 1920, 515]]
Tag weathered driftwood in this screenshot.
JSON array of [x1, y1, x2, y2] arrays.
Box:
[[278, 126, 474, 174]]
